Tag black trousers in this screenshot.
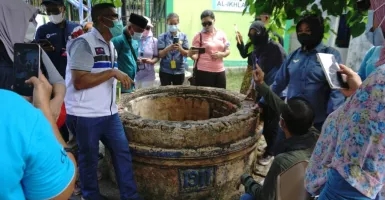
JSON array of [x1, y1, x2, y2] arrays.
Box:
[[159, 71, 185, 86], [195, 69, 226, 89], [261, 102, 280, 156]]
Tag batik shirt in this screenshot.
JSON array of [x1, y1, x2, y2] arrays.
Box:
[[305, 64, 385, 199]]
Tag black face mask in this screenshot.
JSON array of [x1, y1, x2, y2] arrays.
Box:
[[297, 33, 319, 48], [250, 35, 267, 46]]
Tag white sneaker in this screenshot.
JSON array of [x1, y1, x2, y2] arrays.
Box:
[[258, 155, 274, 166]]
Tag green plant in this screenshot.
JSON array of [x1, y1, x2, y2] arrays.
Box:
[[243, 0, 368, 38]]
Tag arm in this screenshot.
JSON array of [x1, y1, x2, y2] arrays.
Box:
[[326, 50, 346, 114], [179, 34, 190, 57], [358, 47, 376, 81], [41, 51, 66, 119], [237, 42, 250, 58], [72, 70, 116, 90], [157, 34, 171, 58], [68, 38, 120, 90], [146, 38, 160, 64], [221, 33, 230, 58], [34, 26, 44, 41], [242, 159, 284, 200], [270, 56, 291, 95], [23, 75, 76, 200], [256, 83, 285, 115], [253, 67, 285, 115], [189, 33, 200, 61]]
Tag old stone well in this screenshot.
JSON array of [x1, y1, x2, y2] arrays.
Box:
[[107, 86, 260, 200]]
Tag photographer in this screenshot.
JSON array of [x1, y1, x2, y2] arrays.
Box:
[[0, 73, 76, 199], [240, 66, 318, 200], [0, 0, 66, 124]]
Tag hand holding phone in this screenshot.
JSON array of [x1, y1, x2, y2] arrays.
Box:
[[173, 37, 179, 44], [13, 43, 41, 96], [38, 39, 55, 52], [191, 47, 206, 54]]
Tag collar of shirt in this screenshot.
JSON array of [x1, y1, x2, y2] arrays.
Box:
[[166, 31, 180, 39], [91, 28, 110, 46], [299, 43, 327, 53]]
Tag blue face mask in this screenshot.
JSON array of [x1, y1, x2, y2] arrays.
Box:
[[105, 19, 123, 38], [167, 25, 178, 33]]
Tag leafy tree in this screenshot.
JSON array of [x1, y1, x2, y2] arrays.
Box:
[[243, 0, 368, 38], [92, 0, 122, 7]]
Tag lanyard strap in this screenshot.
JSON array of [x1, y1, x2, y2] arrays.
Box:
[[139, 37, 150, 53]]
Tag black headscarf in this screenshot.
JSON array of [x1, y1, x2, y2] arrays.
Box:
[[248, 21, 269, 48], [296, 14, 325, 50]]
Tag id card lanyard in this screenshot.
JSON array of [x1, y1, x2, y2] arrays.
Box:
[[139, 37, 150, 57], [170, 32, 180, 69]]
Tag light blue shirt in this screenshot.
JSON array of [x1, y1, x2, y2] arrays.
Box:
[[157, 31, 189, 75], [0, 90, 75, 200], [358, 46, 383, 81], [271, 43, 345, 124]]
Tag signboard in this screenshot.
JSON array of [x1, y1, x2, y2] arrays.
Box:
[[212, 0, 247, 12]]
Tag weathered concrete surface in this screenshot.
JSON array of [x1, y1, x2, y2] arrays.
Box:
[[108, 86, 260, 200]]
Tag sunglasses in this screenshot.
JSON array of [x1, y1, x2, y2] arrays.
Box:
[[202, 21, 213, 27], [145, 26, 151, 30]]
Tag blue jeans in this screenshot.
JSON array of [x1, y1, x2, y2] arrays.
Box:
[[318, 169, 372, 200], [66, 114, 140, 200], [240, 193, 255, 200]]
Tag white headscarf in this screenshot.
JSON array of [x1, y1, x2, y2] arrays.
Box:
[[0, 0, 38, 61]]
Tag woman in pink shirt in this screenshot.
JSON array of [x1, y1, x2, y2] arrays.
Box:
[[189, 10, 230, 89]]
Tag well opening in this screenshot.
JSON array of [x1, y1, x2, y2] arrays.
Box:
[[128, 94, 238, 121]]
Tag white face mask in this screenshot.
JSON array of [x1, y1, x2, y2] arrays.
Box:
[[49, 13, 64, 24], [132, 32, 143, 40], [24, 22, 37, 43]]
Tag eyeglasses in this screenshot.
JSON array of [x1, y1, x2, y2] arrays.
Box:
[[201, 21, 213, 27], [145, 26, 151, 30]]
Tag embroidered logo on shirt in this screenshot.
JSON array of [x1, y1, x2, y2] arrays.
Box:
[[46, 33, 57, 39], [95, 47, 106, 55], [293, 59, 300, 63]]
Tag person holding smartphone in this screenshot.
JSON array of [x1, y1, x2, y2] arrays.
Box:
[[158, 13, 190, 86], [135, 17, 159, 89], [35, 0, 80, 79], [0, 0, 66, 125], [189, 10, 230, 89], [0, 73, 77, 200]]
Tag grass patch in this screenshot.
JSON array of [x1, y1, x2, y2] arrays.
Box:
[[226, 70, 244, 92]]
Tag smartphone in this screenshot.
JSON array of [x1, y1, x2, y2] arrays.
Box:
[[173, 37, 179, 44], [191, 47, 206, 54], [37, 39, 52, 47], [13, 43, 41, 96], [317, 53, 349, 90]]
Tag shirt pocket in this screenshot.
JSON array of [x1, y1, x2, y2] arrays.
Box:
[[307, 59, 325, 83]]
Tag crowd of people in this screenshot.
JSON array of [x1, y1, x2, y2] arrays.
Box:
[[2, 0, 385, 199]]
